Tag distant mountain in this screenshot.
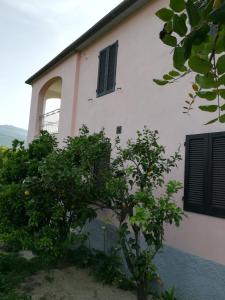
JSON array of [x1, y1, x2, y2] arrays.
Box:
[[0, 125, 27, 147]]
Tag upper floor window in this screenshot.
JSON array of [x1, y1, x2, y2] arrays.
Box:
[[184, 132, 225, 218], [96, 41, 118, 97]]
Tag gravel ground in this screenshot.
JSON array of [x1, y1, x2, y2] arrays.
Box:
[[21, 266, 137, 300]]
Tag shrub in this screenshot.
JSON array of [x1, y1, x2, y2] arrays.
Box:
[[0, 133, 57, 251], [66, 245, 134, 290], [0, 127, 183, 300], [0, 128, 111, 256], [101, 128, 184, 300]]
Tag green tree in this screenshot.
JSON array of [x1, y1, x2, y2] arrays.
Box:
[[0, 146, 7, 169], [104, 128, 184, 300], [154, 0, 225, 124], [0, 133, 57, 251], [23, 127, 110, 255], [0, 128, 111, 256], [0, 128, 183, 300]]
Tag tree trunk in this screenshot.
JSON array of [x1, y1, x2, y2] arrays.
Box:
[[137, 282, 149, 300]]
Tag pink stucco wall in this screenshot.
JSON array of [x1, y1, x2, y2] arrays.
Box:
[[28, 0, 225, 265]]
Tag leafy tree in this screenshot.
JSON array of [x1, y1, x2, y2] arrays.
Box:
[[0, 128, 111, 256], [0, 133, 57, 251], [0, 128, 183, 300], [0, 146, 7, 169], [104, 128, 184, 300], [23, 127, 110, 255], [154, 0, 225, 124]]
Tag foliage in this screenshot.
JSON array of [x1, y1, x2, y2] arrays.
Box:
[[0, 128, 110, 256], [0, 252, 54, 300], [66, 245, 94, 269], [0, 146, 7, 169], [0, 246, 132, 299], [65, 245, 134, 290], [159, 287, 177, 300], [24, 127, 111, 256], [0, 133, 57, 251], [154, 0, 225, 124], [102, 128, 184, 300], [90, 249, 134, 289], [0, 127, 183, 300]]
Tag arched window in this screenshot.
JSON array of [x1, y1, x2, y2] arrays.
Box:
[[39, 78, 62, 134]]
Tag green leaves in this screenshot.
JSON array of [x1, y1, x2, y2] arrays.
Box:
[[215, 27, 225, 54], [163, 74, 173, 80], [216, 54, 225, 74], [219, 114, 225, 123], [219, 89, 225, 99], [173, 14, 187, 37], [197, 91, 217, 100], [196, 74, 216, 89], [218, 74, 225, 85], [169, 70, 180, 77], [170, 0, 185, 13], [199, 105, 218, 112], [155, 0, 225, 121], [188, 55, 212, 74], [166, 180, 183, 195], [156, 8, 174, 22], [220, 103, 225, 111], [201, 0, 214, 19], [210, 3, 225, 24], [153, 79, 168, 86], [0, 122, 185, 299], [185, 0, 201, 27], [205, 117, 219, 125], [154, 70, 182, 86], [162, 34, 177, 47], [173, 46, 186, 70], [115, 129, 183, 288]]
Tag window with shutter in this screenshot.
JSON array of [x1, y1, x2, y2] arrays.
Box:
[[96, 41, 118, 97], [184, 131, 225, 218]]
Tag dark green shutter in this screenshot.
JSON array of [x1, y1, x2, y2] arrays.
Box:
[[97, 41, 118, 97], [209, 133, 225, 215], [97, 49, 107, 95], [184, 134, 208, 213], [184, 131, 225, 218], [107, 42, 118, 91]]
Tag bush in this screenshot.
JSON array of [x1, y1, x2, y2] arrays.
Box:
[[0, 128, 111, 256], [0, 127, 183, 300], [66, 245, 134, 290], [0, 133, 57, 252], [101, 128, 184, 300]]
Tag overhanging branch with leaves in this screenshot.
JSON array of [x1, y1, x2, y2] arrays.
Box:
[[154, 0, 225, 124]]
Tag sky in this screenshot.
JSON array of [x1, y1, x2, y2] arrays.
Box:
[[0, 0, 122, 130]]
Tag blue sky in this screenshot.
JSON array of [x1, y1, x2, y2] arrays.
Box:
[[0, 0, 122, 129]]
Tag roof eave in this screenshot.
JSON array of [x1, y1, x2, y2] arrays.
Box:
[[25, 0, 150, 85]]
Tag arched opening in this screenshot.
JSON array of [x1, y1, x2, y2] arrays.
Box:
[[39, 77, 62, 134]]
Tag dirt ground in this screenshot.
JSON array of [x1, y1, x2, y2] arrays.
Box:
[[21, 266, 137, 300]]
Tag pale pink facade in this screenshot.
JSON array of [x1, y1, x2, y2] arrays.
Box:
[[27, 0, 225, 267]]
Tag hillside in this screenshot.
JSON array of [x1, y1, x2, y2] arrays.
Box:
[[0, 125, 27, 147]]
